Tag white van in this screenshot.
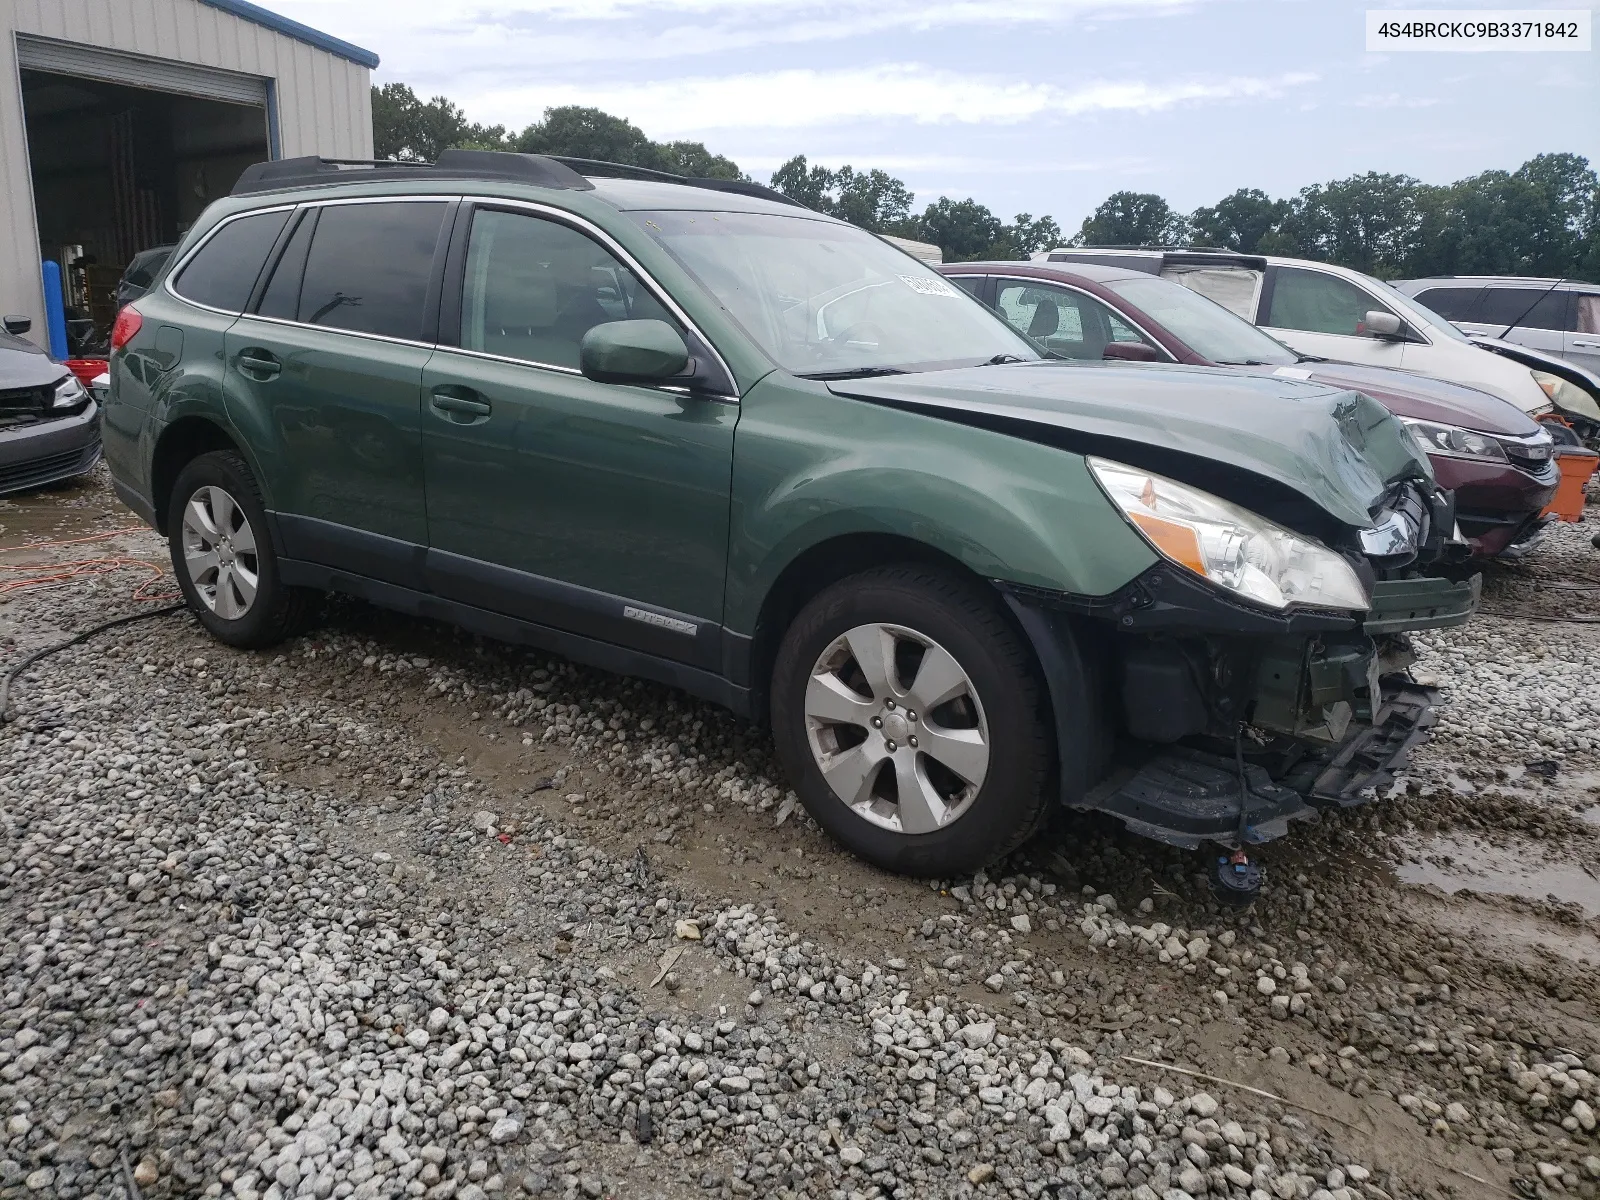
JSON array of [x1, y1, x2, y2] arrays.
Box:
[[1038, 248, 1600, 428]]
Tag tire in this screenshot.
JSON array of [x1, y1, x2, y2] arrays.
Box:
[[166, 450, 315, 649], [770, 564, 1054, 877]]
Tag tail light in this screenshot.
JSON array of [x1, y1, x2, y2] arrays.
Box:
[[110, 305, 143, 351]]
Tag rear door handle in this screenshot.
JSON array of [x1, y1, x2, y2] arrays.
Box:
[[1573, 339, 1600, 348], [429, 388, 492, 423], [236, 349, 280, 380]]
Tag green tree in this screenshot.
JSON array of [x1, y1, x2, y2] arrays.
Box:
[[916, 197, 1005, 261], [1274, 173, 1422, 276], [769, 157, 914, 231], [1189, 188, 1287, 253], [1072, 192, 1188, 248], [371, 83, 507, 161], [513, 106, 743, 180], [1004, 213, 1064, 257]]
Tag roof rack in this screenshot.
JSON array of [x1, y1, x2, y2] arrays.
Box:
[[232, 150, 807, 209], [1046, 246, 1268, 272], [545, 157, 805, 208], [231, 150, 594, 195]]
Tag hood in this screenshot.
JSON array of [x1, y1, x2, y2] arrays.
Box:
[[830, 361, 1432, 530], [0, 333, 66, 390], [1252, 362, 1542, 437], [1469, 334, 1600, 411]]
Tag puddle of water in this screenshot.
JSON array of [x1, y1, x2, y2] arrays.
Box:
[[1395, 832, 1600, 916]]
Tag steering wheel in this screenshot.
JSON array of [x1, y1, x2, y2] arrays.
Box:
[[833, 321, 888, 348]]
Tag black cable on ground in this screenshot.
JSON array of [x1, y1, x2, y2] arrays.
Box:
[[0, 603, 186, 724]]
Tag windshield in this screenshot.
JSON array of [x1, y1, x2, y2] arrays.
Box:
[[1377, 280, 1469, 342], [1105, 275, 1297, 365], [627, 209, 1038, 376]]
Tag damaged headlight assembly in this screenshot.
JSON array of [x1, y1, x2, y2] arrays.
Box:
[[1398, 416, 1508, 462], [1088, 458, 1371, 612]]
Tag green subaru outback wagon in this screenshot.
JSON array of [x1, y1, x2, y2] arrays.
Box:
[[103, 150, 1476, 880]]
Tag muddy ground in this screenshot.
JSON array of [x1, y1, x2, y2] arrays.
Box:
[[1, 467, 1598, 1200]]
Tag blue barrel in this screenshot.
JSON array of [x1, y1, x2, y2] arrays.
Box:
[[41, 261, 69, 359]]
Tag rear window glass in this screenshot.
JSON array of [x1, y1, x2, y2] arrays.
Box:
[[173, 211, 291, 312], [297, 202, 449, 341]]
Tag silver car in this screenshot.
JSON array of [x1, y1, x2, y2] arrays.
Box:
[[1395, 276, 1600, 375]]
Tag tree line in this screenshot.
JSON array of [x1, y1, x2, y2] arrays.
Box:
[[373, 83, 1600, 281]]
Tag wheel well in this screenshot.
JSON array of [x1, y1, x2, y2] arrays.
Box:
[[747, 533, 1001, 721], [150, 418, 240, 534]]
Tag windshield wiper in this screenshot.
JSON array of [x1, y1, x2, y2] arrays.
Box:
[[1216, 359, 1272, 366], [982, 353, 1028, 365], [797, 366, 908, 380]]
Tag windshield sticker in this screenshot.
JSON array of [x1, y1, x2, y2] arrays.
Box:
[[899, 274, 959, 297], [1272, 366, 1316, 380]]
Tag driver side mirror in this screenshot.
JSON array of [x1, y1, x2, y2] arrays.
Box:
[[1360, 310, 1404, 339], [579, 319, 691, 385], [3, 315, 31, 335], [1102, 341, 1163, 363]]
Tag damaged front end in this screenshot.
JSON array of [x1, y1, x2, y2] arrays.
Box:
[[1004, 472, 1479, 852]]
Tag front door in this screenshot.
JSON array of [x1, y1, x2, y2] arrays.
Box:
[[1259, 265, 1411, 370], [224, 199, 452, 585], [419, 204, 737, 666]]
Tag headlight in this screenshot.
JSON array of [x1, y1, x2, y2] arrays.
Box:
[[1398, 417, 1508, 462], [1088, 458, 1370, 612], [52, 375, 87, 409], [1532, 370, 1600, 421]]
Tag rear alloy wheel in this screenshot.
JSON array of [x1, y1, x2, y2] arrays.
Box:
[[167, 450, 315, 649], [181, 485, 260, 620], [771, 565, 1053, 876]]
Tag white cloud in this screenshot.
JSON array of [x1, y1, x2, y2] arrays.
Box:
[[471, 64, 1318, 136], [262, 0, 1215, 74]]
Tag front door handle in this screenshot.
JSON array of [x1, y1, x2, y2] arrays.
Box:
[[429, 388, 492, 423], [1573, 339, 1600, 348], [236, 349, 281, 381]]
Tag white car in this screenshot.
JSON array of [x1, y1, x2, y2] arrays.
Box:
[[1038, 248, 1600, 429]]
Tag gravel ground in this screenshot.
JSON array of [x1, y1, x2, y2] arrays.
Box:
[[1, 472, 1598, 1200]]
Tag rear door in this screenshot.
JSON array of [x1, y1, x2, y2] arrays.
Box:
[[1569, 291, 1600, 373], [224, 198, 453, 586], [418, 202, 738, 668], [1258, 265, 1408, 369], [1456, 286, 1571, 357]]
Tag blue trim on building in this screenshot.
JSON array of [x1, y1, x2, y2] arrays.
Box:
[[196, 0, 380, 68]]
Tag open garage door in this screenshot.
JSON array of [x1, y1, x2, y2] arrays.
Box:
[[18, 37, 271, 355], [16, 36, 269, 107]]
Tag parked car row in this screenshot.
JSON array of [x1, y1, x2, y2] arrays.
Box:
[[938, 259, 1562, 559]]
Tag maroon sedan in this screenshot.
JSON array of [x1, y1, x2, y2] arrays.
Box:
[[940, 260, 1559, 558]]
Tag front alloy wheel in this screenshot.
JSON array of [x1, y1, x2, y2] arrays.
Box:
[[181, 485, 259, 619], [770, 564, 1054, 877], [804, 623, 989, 834]]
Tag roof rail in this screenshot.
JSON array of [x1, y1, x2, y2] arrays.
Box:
[[1047, 246, 1268, 272], [546, 156, 806, 208], [231, 151, 594, 195], [232, 150, 810, 209]]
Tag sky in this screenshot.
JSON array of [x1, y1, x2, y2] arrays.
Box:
[[260, 0, 1599, 232]]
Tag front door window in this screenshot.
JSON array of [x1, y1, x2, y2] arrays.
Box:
[[1267, 267, 1396, 338]]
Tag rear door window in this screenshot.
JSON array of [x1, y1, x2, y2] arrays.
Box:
[[1411, 286, 1483, 322], [1266, 267, 1393, 336], [1160, 267, 1261, 319], [1474, 288, 1573, 332], [172, 210, 291, 312], [296, 201, 449, 341]]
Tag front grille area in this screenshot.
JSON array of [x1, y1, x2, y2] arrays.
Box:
[[0, 440, 101, 495], [0, 385, 51, 430]]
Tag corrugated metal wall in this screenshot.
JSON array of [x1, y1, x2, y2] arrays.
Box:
[[0, 0, 372, 335]]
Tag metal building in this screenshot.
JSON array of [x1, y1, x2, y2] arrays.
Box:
[[1, 0, 377, 350]]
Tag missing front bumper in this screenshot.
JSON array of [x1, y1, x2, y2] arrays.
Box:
[[1078, 679, 1438, 850]]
